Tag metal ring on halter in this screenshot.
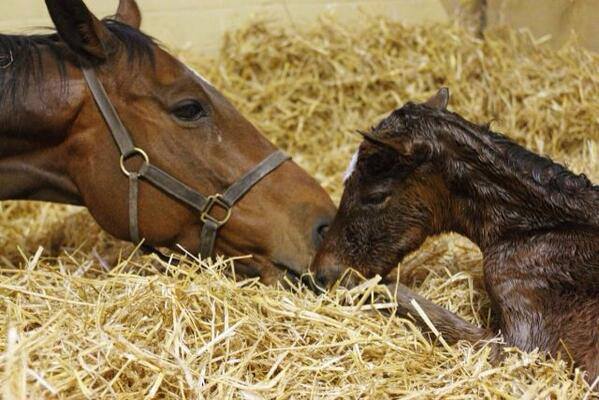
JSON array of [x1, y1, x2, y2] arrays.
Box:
[[120, 147, 150, 177]]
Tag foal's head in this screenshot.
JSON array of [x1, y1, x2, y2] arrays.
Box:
[[3, 0, 335, 280], [311, 89, 453, 287]]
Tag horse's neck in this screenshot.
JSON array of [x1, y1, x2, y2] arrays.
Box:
[[0, 68, 82, 205], [0, 146, 81, 205], [444, 157, 597, 250]]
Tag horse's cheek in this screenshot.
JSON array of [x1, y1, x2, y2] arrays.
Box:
[[66, 130, 131, 240]]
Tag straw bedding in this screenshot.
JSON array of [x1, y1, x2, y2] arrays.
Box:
[[1, 18, 598, 399]]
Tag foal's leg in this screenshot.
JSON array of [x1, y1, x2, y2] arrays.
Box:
[[386, 282, 502, 361], [383, 265, 431, 286]]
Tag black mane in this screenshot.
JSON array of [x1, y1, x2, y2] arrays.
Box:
[[0, 19, 156, 107], [381, 102, 597, 196], [368, 101, 598, 227]]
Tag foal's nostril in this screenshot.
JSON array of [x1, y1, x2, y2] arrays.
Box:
[[312, 218, 331, 247], [315, 271, 329, 289]]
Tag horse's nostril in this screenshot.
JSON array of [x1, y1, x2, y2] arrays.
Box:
[[312, 219, 331, 247]]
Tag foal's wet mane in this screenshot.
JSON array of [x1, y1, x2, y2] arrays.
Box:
[[370, 102, 598, 224], [0, 19, 154, 107]]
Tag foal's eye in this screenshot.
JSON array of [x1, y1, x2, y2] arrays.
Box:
[[171, 100, 207, 122], [363, 191, 391, 206]]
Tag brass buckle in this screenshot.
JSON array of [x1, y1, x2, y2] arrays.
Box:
[[120, 147, 150, 177], [201, 194, 232, 227]]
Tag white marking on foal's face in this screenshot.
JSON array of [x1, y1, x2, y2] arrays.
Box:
[[344, 151, 359, 182]]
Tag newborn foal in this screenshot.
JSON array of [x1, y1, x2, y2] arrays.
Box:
[[312, 89, 598, 381]]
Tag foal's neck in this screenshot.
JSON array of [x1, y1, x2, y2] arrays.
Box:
[[441, 147, 598, 251], [0, 46, 82, 204], [426, 116, 598, 250]]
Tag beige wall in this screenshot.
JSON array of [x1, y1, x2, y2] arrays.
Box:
[[0, 0, 449, 54], [2, 1, 596, 53], [486, 0, 599, 52], [442, 0, 599, 52]]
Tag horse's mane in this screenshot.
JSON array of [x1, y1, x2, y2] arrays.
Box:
[[0, 19, 156, 107], [438, 109, 597, 195], [376, 102, 598, 225]]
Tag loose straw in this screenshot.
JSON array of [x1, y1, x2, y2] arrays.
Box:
[[1, 17, 597, 399]]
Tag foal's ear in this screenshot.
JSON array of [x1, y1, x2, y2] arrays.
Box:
[[45, 0, 116, 63], [360, 131, 431, 161], [359, 131, 395, 151], [424, 87, 450, 110], [386, 138, 432, 162], [115, 0, 142, 29]]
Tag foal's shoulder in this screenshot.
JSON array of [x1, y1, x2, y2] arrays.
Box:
[[483, 229, 599, 290]]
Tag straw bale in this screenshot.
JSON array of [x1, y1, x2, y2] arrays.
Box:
[[1, 18, 597, 399]]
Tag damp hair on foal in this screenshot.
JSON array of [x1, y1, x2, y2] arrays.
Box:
[[348, 100, 598, 232]]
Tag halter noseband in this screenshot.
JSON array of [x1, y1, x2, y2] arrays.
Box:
[[81, 66, 290, 257]]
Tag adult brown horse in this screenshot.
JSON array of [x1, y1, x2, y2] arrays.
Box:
[[311, 89, 598, 382], [0, 0, 335, 285]]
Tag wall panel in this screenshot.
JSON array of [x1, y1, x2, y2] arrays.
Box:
[[0, 0, 449, 54]]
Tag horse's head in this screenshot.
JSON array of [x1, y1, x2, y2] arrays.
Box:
[[43, 0, 335, 282], [311, 89, 453, 288]]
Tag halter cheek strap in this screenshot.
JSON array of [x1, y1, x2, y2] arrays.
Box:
[[81, 66, 290, 257]]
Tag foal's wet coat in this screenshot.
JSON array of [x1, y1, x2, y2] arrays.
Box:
[[312, 88, 598, 381]]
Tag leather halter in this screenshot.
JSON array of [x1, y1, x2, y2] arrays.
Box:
[[81, 66, 290, 257]]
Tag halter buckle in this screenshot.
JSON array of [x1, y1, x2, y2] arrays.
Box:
[[120, 148, 150, 177], [201, 194, 232, 227]]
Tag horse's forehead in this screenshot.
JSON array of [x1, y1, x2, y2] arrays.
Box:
[[185, 63, 214, 87], [153, 48, 214, 88], [343, 150, 359, 183]]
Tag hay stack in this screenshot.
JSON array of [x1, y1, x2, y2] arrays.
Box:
[[1, 18, 598, 399], [188, 18, 598, 200]]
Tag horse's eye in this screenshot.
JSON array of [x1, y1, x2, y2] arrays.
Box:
[[363, 191, 391, 206], [171, 100, 207, 122]]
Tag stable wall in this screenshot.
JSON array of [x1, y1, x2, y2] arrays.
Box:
[[0, 0, 449, 54], [486, 0, 599, 52], [0, 0, 597, 53]]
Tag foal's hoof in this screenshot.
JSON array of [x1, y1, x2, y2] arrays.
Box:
[[485, 342, 506, 365]]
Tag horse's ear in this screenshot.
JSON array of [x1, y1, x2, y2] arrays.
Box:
[[359, 131, 395, 151], [424, 87, 450, 110], [45, 0, 116, 63], [360, 131, 430, 161], [115, 0, 142, 29]]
